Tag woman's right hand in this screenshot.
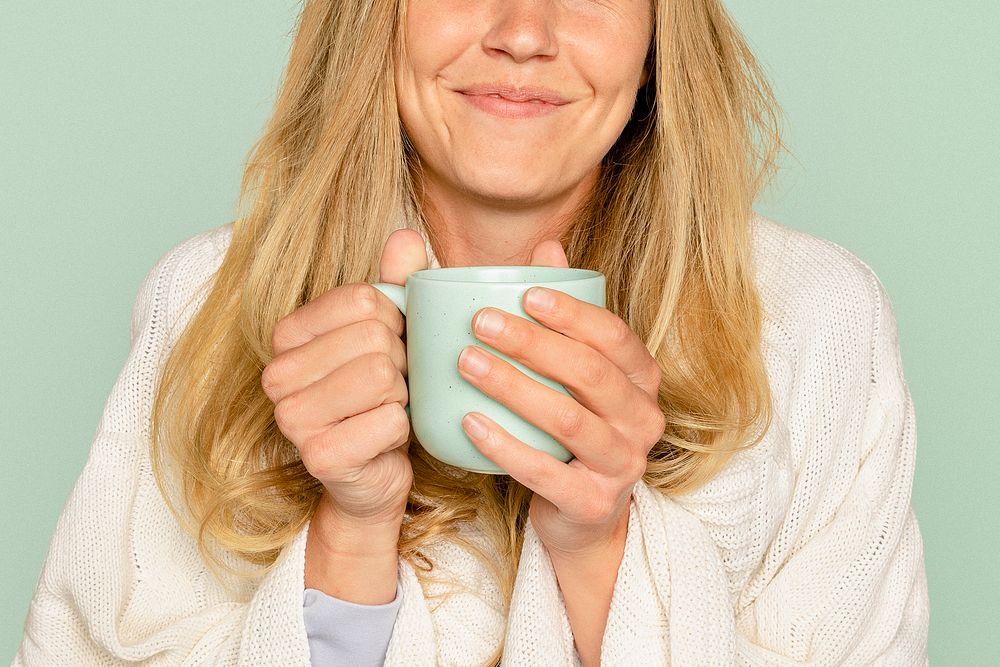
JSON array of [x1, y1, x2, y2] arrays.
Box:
[[261, 229, 430, 527]]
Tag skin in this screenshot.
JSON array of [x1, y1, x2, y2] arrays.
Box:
[[395, 0, 653, 267], [389, 1, 661, 664]]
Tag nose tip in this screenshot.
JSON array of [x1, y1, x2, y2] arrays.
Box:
[[482, 5, 558, 63]]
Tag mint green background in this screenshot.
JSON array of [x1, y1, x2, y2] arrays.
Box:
[[2, 2, 997, 663]]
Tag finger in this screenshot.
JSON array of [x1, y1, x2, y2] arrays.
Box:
[[528, 238, 570, 268], [273, 351, 408, 444], [262, 318, 407, 403], [470, 306, 658, 444], [459, 410, 590, 512], [520, 287, 661, 398], [457, 344, 642, 478], [379, 228, 429, 285], [300, 402, 411, 479], [271, 282, 405, 356]]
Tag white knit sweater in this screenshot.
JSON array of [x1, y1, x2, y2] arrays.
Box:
[[13, 213, 929, 666]]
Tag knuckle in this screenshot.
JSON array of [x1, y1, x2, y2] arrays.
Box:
[[580, 354, 610, 388], [389, 402, 411, 440], [273, 392, 301, 432], [260, 360, 283, 401], [646, 408, 667, 443], [363, 318, 396, 351], [555, 403, 586, 438], [298, 435, 332, 479], [626, 447, 649, 479], [270, 316, 294, 355], [649, 361, 663, 388], [352, 283, 380, 317], [304, 424, 352, 480], [608, 318, 632, 347], [504, 318, 531, 350], [486, 359, 509, 390], [368, 351, 398, 389]]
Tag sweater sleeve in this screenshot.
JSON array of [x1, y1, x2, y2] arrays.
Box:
[[731, 274, 930, 665], [12, 229, 514, 666], [303, 584, 402, 666], [12, 232, 315, 665], [498, 271, 929, 666]]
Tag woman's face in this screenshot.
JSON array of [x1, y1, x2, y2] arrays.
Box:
[[395, 0, 653, 206]]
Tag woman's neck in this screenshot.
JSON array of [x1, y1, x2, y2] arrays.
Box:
[[415, 169, 597, 267]]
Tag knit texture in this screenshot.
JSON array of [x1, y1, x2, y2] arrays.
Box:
[[13, 213, 929, 665]]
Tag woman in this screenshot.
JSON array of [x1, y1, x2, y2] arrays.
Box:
[[14, 0, 929, 665]]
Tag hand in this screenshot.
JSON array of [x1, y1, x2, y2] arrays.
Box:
[[261, 228, 428, 526], [456, 241, 665, 556]]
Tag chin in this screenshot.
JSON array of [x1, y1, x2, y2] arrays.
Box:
[[461, 176, 556, 207], [455, 162, 561, 205]]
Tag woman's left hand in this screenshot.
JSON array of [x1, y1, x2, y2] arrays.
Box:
[[456, 241, 665, 557]]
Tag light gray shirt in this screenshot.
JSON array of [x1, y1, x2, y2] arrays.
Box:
[[302, 581, 402, 666]]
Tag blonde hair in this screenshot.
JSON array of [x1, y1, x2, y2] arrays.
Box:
[[150, 0, 783, 662]]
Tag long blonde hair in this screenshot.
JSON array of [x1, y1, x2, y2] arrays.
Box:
[[150, 0, 782, 660]]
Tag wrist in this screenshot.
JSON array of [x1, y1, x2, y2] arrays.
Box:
[[543, 499, 631, 563], [305, 495, 402, 604], [313, 493, 403, 556]]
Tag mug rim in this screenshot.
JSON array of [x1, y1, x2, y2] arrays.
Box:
[[408, 265, 603, 284]]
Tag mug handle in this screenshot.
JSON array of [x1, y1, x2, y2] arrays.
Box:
[[370, 282, 410, 416], [370, 282, 406, 314]]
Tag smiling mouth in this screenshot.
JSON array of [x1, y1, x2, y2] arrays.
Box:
[[482, 93, 550, 104], [458, 90, 567, 120], [458, 82, 571, 106]]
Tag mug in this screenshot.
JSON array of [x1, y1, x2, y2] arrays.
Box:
[[371, 266, 606, 474]]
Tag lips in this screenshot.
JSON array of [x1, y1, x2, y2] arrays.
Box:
[[458, 82, 570, 106]]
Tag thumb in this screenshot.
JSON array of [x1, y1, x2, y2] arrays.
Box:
[[379, 228, 429, 286], [528, 238, 570, 268]]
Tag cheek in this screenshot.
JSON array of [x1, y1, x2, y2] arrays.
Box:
[[572, 22, 651, 149], [570, 16, 650, 104], [395, 4, 472, 144], [400, 2, 471, 84]]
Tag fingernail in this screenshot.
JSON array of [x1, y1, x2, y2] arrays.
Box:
[[462, 413, 489, 439], [526, 287, 555, 312], [459, 346, 490, 376], [474, 309, 504, 337]]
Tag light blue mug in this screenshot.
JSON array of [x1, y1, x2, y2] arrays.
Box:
[[371, 266, 606, 474]]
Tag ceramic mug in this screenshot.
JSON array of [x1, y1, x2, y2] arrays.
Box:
[[371, 265, 606, 474]]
